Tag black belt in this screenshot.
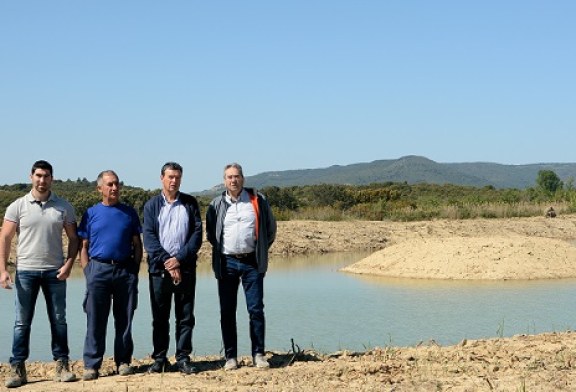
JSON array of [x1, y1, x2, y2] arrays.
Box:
[[225, 252, 255, 259], [91, 257, 129, 265]]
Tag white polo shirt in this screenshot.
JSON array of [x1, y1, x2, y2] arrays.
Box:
[[4, 191, 76, 271]]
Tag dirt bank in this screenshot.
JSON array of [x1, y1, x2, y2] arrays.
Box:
[[3, 215, 576, 391], [2, 331, 576, 391]]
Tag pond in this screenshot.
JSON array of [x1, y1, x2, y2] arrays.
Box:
[[1, 252, 574, 362]]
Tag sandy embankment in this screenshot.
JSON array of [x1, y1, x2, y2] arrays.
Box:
[[339, 215, 576, 280], [342, 234, 576, 280], [3, 215, 576, 391], [266, 215, 576, 280]]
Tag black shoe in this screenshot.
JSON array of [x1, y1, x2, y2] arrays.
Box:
[[149, 359, 170, 373], [177, 360, 197, 375], [118, 363, 135, 376]]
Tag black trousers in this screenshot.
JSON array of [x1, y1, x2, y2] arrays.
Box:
[[148, 270, 196, 362]]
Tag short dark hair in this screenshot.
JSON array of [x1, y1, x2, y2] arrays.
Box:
[[161, 162, 183, 176], [31, 160, 53, 176]]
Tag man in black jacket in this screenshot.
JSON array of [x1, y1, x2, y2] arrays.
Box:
[[143, 162, 203, 374]]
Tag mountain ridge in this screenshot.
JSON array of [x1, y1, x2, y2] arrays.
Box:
[[199, 155, 576, 194]]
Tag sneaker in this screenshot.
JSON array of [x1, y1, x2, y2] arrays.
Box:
[[223, 358, 238, 371], [253, 353, 270, 369], [54, 359, 77, 382], [82, 368, 98, 381], [5, 362, 27, 388], [118, 363, 135, 376], [148, 358, 170, 373], [177, 360, 197, 375]]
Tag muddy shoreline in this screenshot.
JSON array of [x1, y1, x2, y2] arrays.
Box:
[[3, 215, 576, 391]]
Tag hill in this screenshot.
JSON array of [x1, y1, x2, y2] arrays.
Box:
[[201, 155, 576, 193]]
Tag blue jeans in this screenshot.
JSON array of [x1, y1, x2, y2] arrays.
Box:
[[149, 271, 196, 363], [10, 269, 69, 364], [218, 256, 265, 359], [83, 260, 139, 370]]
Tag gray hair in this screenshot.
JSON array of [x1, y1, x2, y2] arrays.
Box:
[[96, 170, 119, 186], [223, 163, 244, 178]]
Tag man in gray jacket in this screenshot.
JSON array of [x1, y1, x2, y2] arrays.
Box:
[[206, 163, 276, 371]]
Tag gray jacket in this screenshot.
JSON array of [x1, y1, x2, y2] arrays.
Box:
[[206, 187, 276, 279]]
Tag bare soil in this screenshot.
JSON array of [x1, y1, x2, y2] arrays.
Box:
[[3, 215, 576, 391]]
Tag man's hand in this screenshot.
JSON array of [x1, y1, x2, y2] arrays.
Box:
[[168, 268, 181, 285], [56, 265, 72, 280], [164, 257, 181, 285], [57, 259, 75, 280], [164, 257, 181, 271], [0, 270, 13, 289]]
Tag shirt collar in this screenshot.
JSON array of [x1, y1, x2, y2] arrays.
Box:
[[161, 191, 181, 205], [26, 191, 54, 204], [225, 188, 247, 204]]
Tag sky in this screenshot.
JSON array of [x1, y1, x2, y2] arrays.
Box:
[[1, 1, 575, 192]]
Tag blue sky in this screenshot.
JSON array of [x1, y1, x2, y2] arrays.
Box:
[[1, 1, 574, 192]]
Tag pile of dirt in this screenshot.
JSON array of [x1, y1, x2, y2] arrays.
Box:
[[342, 235, 576, 280], [2, 331, 576, 391], [4, 215, 576, 390]]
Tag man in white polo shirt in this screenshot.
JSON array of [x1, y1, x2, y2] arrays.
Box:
[[0, 160, 79, 388]]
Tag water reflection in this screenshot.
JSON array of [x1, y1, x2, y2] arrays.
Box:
[[0, 251, 575, 362]]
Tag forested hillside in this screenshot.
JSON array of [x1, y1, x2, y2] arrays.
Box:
[[0, 170, 572, 222]]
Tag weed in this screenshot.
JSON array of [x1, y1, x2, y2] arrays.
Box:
[[517, 378, 526, 392], [497, 318, 505, 338]]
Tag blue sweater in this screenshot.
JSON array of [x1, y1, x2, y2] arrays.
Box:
[[78, 202, 141, 262]]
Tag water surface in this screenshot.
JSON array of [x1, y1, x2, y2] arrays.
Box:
[[1, 252, 574, 362]]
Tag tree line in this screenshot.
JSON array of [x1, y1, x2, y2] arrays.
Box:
[[0, 170, 572, 222]]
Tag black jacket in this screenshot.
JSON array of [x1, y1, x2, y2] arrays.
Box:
[[143, 192, 203, 274]]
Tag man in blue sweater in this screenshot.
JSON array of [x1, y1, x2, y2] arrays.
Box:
[[78, 170, 143, 380]]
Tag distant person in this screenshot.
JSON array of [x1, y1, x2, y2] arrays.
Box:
[[206, 163, 277, 370], [0, 160, 78, 388], [142, 162, 203, 374], [545, 206, 557, 218], [78, 170, 142, 380]]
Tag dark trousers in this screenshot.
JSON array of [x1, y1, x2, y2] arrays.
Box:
[[218, 255, 265, 359], [83, 260, 138, 370], [148, 270, 196, 363]]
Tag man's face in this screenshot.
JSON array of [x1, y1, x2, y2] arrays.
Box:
[[161, 169, 182, 194], [98, 173, 121, 204], [30, 168, 53, 194], [224, 167, 244, 196]]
